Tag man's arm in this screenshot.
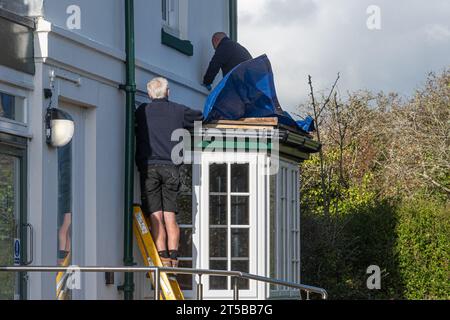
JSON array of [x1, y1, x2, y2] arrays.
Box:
[[183, 107, 204, 129], [203, 48, 226, 86]]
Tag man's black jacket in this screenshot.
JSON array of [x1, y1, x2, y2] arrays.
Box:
[[203, 37, 252, 86], [135, 98, 203, 172]]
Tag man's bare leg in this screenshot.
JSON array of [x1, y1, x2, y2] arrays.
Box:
[[149, 211, 167, 251], [149, 211, 172, 267], [58, 213, 72, 266], [163, 212, 180, 267]]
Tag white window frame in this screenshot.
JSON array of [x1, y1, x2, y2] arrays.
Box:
[[199, 152, 259, 299], [177, 164, 195, 298], [270, 159, 301, 299], [161, 0, 189, 40], [0, 82, 29, 138]]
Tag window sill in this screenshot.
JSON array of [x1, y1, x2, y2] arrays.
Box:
[[161, 28, 193, 57]]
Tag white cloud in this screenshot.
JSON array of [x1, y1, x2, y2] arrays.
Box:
[[238, 0, 450, 115]]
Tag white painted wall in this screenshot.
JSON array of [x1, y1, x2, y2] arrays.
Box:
[[21, 0, 231, 300], [42, 0, 230, 109], [2, 0, 232, 300]]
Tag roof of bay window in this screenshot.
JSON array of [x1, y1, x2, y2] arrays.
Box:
[[192, 118, 321, 162]]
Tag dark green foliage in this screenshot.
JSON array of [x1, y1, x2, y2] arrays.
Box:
[[301, 188, 449, 299], [395, 197, 450, 300], [300, 70, 449, 300]]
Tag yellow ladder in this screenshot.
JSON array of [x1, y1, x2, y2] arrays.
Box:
[[56, 253, 72, 300], [133, 206, 184, 300]]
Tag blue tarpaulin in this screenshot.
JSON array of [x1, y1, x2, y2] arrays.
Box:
[[297, 116, 315, 133], [203, 54, 314, 133]]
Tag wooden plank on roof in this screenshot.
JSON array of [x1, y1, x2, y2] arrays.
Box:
[[204, 124, 275, 130], [208, 117, 279, 126]]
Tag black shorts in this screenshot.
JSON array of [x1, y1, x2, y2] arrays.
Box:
[[140, 164, 180, 216]]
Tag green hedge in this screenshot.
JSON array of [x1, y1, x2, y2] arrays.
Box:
[[301, 194, 449, 299], [395, 197, 450, 300]]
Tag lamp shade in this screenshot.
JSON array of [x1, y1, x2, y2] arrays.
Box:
[[46, 108, 75, 147]]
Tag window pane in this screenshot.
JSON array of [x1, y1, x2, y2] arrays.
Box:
[[231, 164, 249, 192], [209, 164, 227, 193], [209, 195, 227, 225], [57, 142, 73, 300], [209, 228, 227, 258], [270, 175, 277, 290], [161, 0, 167, 21], [178, 195, 192, 225], [168, 0, 179, 29], [177, 260, 193, 291], [0, 93, 14, 120], [178, 165, 192, 225], [231, 260, 249, 289], [179, 165, 192, 194], [231, 229, 249, 258], [179, 228, 192, 258], [231, 196, 249, 225], [0, 93, 24, 123], [0, 154, 19, 300], [209, 260, 227, 290]]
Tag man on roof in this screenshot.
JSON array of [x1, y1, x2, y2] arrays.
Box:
[[202, 32, 253, 90]]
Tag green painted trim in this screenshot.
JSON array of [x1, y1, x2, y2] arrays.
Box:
[[285, 131, 321, 153], [198, 140, 272, 151], [194, 139, 309, 161], [190, 134, 314, 161], [280, 144, 310, 161], [161, 28, 194, 56], [229, 0, 238, 41]]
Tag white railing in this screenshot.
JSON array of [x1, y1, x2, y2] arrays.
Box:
[[0, 266, 328, 300]]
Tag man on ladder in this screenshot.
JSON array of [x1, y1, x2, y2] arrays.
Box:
[[135, 77, 203, 269]]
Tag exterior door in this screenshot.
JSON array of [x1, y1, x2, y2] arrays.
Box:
[[0, 133, 28, 300], [56, 102, 86, 300]]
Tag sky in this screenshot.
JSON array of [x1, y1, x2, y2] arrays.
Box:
[[238, 0, 450, 114]]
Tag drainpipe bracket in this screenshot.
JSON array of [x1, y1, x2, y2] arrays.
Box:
[[119, 84, 137, 92], [117, 282, 135, 292]]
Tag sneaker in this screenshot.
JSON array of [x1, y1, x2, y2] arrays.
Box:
[[171, 259, 179, 269], [160, 257, 172, 268]]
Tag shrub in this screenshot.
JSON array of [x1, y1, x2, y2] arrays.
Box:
[[395, 197, 450, 299]]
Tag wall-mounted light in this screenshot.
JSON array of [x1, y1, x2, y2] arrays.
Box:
[[44, 77, 75, 148], [45, 108, 75, 147]]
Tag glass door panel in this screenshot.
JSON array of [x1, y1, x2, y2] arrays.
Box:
[[56, 142, 73, 300], [0, 153, 20, 300]]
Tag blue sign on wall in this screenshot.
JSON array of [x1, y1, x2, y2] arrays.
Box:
[[14, 239, 20, 266]]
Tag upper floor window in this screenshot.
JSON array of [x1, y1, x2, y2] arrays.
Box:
[[160, 0, 193, 56], [0, 92, 25, 124], [161, 0, 188, 40], [162, 0, 179, 35]]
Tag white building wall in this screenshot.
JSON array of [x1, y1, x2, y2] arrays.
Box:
[[20, 0, 231, 300], [42, 0, 229, 107], [3, 0, 310, 302]]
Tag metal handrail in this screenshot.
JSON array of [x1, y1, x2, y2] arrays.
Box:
[[0, 266, 328, 300]]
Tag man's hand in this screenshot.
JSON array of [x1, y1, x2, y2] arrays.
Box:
[[202, 83, 212, 92]]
